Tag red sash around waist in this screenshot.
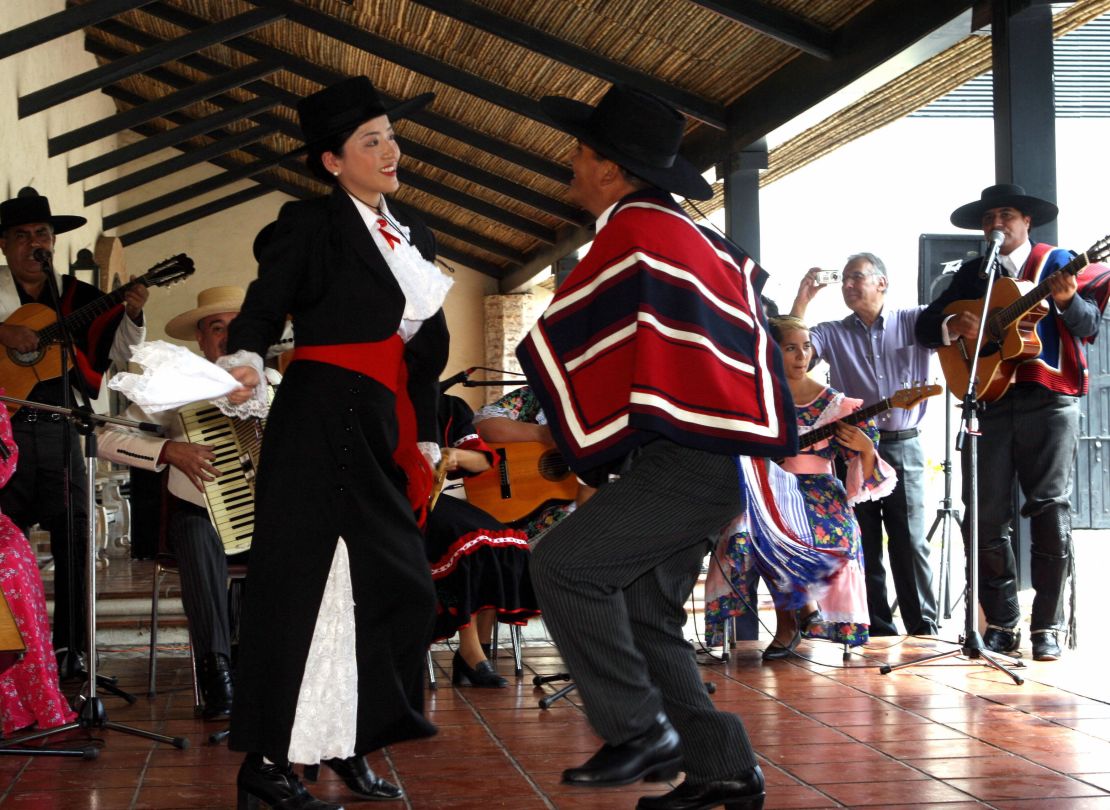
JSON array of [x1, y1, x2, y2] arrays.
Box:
[[293, 338, 432, 526]]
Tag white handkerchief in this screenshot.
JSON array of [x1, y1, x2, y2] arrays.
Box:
[[108, 340, 239, 413]]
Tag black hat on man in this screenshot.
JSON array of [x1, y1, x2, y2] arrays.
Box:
[[540, 84, 712, 201], [0, 187, 86, 235], [950, 183, 1059, 229], [296, 76, 433, 180]]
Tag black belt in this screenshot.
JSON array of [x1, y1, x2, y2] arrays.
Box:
[[11, 409, 65, 423], [879, 427, 919, 442]]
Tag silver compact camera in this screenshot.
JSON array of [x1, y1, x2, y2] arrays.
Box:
[[815, 269, 842, 285]]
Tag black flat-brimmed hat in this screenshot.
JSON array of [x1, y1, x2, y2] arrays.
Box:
[[297, 75, 433, 149], [950, 183, 1059, 229], [540, 84, 712, 201], [0, 187, 86, 235]]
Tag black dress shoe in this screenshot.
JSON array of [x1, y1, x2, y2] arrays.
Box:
[[562, 714, 682, 786], [237, 754, 343, 810], [304, 755, 403, 801], [1031, 630, 1062, 661], [983, 625, 1021, 655], [451, 650, 507, 688], [636, 766, 765, 810], [200, 652, 234, 720], [761, 629, 800, 661]]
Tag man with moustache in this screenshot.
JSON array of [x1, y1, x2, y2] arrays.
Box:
[[917, 184, 1107, 661], [0, 188, 147, 670]]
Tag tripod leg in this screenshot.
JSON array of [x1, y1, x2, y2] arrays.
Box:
[[539, 682, 577, 710], [973, 650, 1025, 685], [103, 720, 190, 748]]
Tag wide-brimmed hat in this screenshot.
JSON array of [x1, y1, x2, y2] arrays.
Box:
[[0, 187, 86, 235], [165, 286, 245, 340], [950, 183, 1058, 229], [297, 76, 433, 150], [540, 84, 711, 201]]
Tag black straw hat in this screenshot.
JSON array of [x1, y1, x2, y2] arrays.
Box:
[[540, 84, 712, 201], [950, 183, 1058, 229], [297, 76, 433, 149], [0, 187, 86, 235]]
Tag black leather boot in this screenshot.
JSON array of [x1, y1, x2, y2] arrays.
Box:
[[562, 713, 682, 786], [237, 754, 343, 810], [1029, 507, 1071, 637], [200, 652, 234, 720], [976, 535, 1021, 630]]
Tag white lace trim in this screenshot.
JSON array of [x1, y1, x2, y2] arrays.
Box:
[[214, 350, 269, 419], [107, 340, 240, 413], [348, 194, 453, 322], [287, 537, 358, 764]]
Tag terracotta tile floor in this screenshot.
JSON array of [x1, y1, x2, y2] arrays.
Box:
[[6, 557, 1107, 808]]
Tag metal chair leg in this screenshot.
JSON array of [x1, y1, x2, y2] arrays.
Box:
[[148, 564, 164, 698], [426, 650, 437, 690], [511, 623, 523, 677]]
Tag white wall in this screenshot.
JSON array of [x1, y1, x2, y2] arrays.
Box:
[[0, 1, 120, 266]]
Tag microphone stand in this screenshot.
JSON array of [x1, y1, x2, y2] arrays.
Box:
[[881, 232, 1023, 683], [32, 254, 135, 704], [0, 394, 187, 752]]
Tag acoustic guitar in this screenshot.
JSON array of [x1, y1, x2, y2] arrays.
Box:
[[797, 384, 941, 450], [1, 254, 195, 411], [938, 236, 1110, 402], [463, 441, 577, 524]]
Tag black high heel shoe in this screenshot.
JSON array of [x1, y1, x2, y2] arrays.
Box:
[[236, 754, 343, 810], [452, 650, 507, 688], [761, 629, 801, 661], [303, 755, 403, 801]]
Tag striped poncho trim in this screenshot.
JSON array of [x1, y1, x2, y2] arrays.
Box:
[[518, 189, 796, 480]]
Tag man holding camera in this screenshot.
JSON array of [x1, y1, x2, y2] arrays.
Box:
[[791, 253, 939, 637]]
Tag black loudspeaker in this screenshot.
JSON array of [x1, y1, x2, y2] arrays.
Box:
[[918, 234, 985, 305]]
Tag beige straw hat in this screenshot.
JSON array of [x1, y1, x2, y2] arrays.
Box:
[[164, 286, 245, 340]]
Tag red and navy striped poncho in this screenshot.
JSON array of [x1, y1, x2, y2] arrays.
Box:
[[1018, 242, 1110, 396], [517, 188, 797, 482]]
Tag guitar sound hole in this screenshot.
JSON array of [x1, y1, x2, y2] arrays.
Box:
[[7, 347, 42, 366], [538, 449, 570, 482]]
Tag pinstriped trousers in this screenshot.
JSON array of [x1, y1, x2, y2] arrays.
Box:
[[531, 439, 758, 781], [168, 499, 240, 662]]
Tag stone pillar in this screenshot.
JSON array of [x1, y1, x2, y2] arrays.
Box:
[[482, 292, 551, 403]]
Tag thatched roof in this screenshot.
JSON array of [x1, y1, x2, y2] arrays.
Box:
[[2, 0, 983, 283]]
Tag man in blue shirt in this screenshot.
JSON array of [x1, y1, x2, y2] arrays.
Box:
[[791, 253, 939, 637]]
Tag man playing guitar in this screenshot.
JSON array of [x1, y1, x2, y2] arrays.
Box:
[[915, 183, 1107, 662]]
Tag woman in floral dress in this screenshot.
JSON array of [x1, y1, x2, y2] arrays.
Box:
[[0, 398, 76, 735], [705, 316, 895, 658]]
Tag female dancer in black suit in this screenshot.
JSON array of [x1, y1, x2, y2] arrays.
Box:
[[223, 77, 453, 809]]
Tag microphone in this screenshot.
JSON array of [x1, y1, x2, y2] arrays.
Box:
[[439, 367, 474, 392], [31, 247, 53, 269], [979, 229, 1006, 279]]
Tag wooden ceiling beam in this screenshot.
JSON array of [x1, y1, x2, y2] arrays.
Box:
[[120, 184, 275, 246], [688, 0, 835, 59], [245, 0, 549, 125], [18, 7, 284, 117], [0, 0, 156, 60], [48, 59, 280, 157], [67, 94, 278, 182], [87, 20, 576, 226], [84, 125, 274, 204], [408, 0, 726, 129], [142, 1, 571, 184]]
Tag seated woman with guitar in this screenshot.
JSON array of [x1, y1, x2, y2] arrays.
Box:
[[705, 317, 897, 659], [0, 399, 76, 735], [426, 395, 540, 687]]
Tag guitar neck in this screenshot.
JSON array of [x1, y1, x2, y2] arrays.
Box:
[[798, 397, 892, 450], [36, 281, 135, 345], [990, 250, 1089, 332]]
